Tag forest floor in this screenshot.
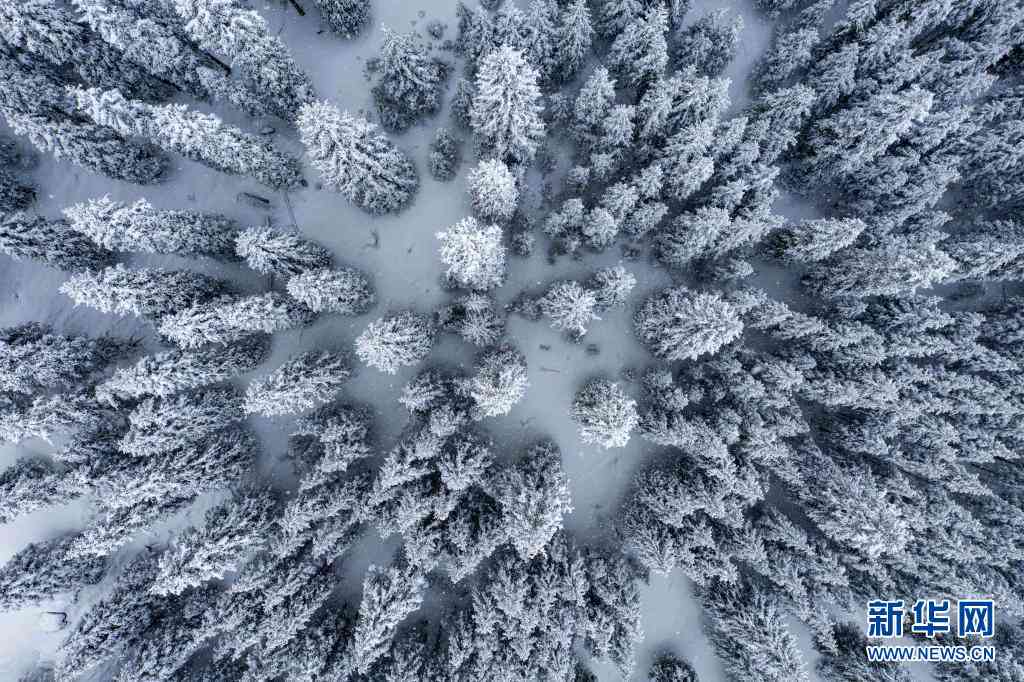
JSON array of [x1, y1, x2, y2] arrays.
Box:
[[0, 0, 938, 680]]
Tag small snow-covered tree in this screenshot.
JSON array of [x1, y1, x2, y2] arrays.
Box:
[[299, 102, 419, 214], [467, 159, 519, 221], [373, 28, 446, 131], [71, 87, 304, 189], [150, 487, 276, 596], [355, 313, 435, 375], [428, 128, 461, 181], [119, 388, 245, 457], [460, 344, 529, 419], [98, 336, 269, 403], [159, 293, 315, 349], [0, 534, 106, 610], [539, 281, 600, 339], [235, 227, 331, 277], [60, 264, 224, 318], [437, 217, 507, 291], [64, 196, 238, 258], [587, 265, 636, 310], [571, 379, 638, 448], [634, 287, 743, 361], [313, 0, 370, 37], [351, 561, 427, 674], [0, 212, 112, 271], [286, 267, 375, 315], [470, 46, 546, 165], [243, 351, 351, 417], [673, 9, 743, 77]]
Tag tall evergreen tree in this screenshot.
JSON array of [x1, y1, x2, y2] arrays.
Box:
[[159, 293, 315, 349], [634, 287, 743, 361], [170, 0, 316, 117], [243, 351, 351, 417], [0, 322, 130, 396], [0, 534, 107, 610], [299, 102, 419, 215], [0, 212, 112, 271], [607, 6, 669, 88], [351, 560, 427, 674], [287, 267, 375, 315], [557, 0, 594, 81], [311, 0, 371, 38], [355, 313, 435, 374], [372, 28, 446, 131], [235, 227, 332, 277], [71, 87, 303, 189], [64, 196, 238, 258], [98, 336, 269, 403], [60, 264, 224, 319], [119, 388, 245, 457], [0, 55, 165, 183], [470, 46, 546, 165]]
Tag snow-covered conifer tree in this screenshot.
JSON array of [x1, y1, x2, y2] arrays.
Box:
[[0, 56, 166, 184], [701, 584, 809, 682], [71, 88, 304, 189], [539, 281, 599, 339], [351, 561, 427, 673], [558, 0, 594, 80], [0, 392, 111, 445], [673, 9, 743, 77], [60, 264, 224, 319], [817, 622, 910, 682], [373, 28, 446, 131], [243, 351, 351, 417], [312, 0, 370, 37], [804, 234, 956, 299], [0, 0, 171, 102], [0, 212, 112, 271], [64, 196, 238, 258], [150, 487, 276, 596], [470, 46, 546, 165], [437, 217, 507, 291], [436, 294, 506, 347], [355, 313, 435, 374], [571, 379, 638, 448], [0, 138, 34, 213], [607, 6, 668, 87], [768, 218, 866, 263], [460, 344, 529, 419], [467, 159, 519, 222], [0, 322, 129, 396], [119, 388, 244, 457], [299, 102, 419, 214], [634, 287, 743, 361], [286, 267, 375, 315], [72, 0, 253, 108], [587, 266, 636, 310], [97, 336, 269, 403], [170, 0, 315, 117], [754, 1, 829, 92], [649, 652, 699, 682], [0, 534, 106, 610], [0, 458, 87, 524], [428, 128, 461, 181], [235, 227, 331, 277], [493, 441, 572, 559], [159, 293, 315, 349]]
